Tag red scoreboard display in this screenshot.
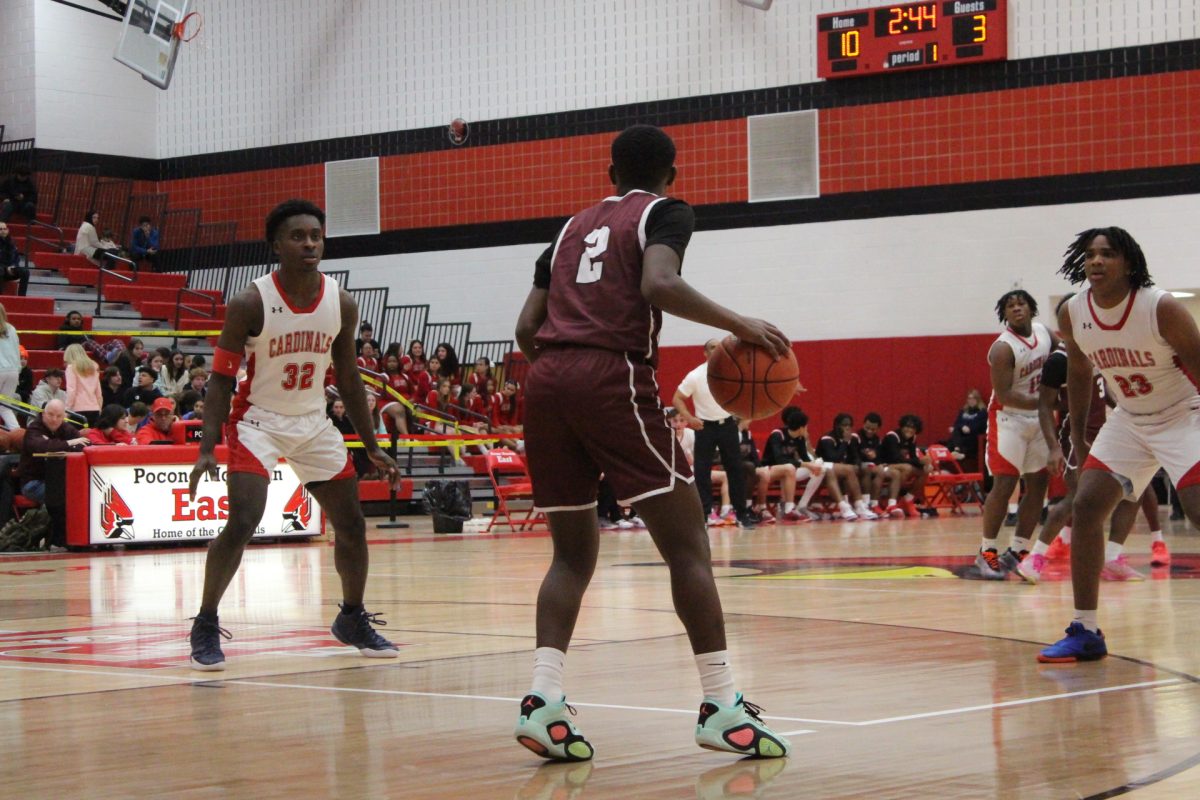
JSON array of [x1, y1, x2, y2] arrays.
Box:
[[817, 0, 1008, 79]]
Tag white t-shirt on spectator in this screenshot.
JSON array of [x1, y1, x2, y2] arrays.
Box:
[[676, 363, 730, 422]]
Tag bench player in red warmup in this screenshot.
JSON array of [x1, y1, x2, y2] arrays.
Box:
[[511, 125, 792, 760], [187, 199, 400, 671], [1039, 227, 1200, 662]]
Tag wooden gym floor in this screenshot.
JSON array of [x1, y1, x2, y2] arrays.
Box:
[[1, 511, 1198, 799]]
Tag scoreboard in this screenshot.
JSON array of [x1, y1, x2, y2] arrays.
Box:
[[817, 0, 1008, 79]]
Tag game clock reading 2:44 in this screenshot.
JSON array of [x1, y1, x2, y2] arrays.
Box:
[[817, 0, 1007, 79]]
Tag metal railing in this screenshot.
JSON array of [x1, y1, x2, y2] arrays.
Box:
[[22, 220, 66, 266], [95, 253, 137, 316], [174, 286, 219, 343], [53, 165, 100, 229]]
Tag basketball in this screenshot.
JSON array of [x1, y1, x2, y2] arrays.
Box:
[[705, 336, 799, 421]]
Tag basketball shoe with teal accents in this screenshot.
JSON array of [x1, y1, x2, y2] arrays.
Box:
[[1037, 622, 1107, 663], [694, 694, 790, 758], [514, 693, 594, 762]]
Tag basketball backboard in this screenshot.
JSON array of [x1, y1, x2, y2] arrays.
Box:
[[112, 0, 192, 89]]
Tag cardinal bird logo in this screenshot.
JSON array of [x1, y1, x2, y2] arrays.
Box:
[[99, 483, 135, 540], [281, 484, 312, 533]]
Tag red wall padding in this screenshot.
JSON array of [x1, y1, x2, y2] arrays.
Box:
[[655, 333, 995, 447]]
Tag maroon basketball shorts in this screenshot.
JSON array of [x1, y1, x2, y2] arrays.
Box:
[[524, 348, 693, 509]]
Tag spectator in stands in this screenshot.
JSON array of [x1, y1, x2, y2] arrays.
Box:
[[188, 353, 206, 372], [0, 165, 37, 223], [474, 375, 498, 419], [327, 398, 354, 437], [31, 368, 67, 409], [147, 352, 166, 383], [19, 399, 88, 504], [762, 406, 856, 521], [55, 310, 91, 350], [176, 389, 201, 418], [183, 399, 204, 421], [98, 229, 125, 260], [406, 339, 427, 374], [492, 378, 524, 450], [0, 221, 30, 296], [126, 401, 149, 432], [857, 412, 886, 515], [816, 413, 878, 520], [187, 367, 207, 398], [113, 337, 145, 389], [155, 350, 189, 398], [356, 341, 380, 373], [124, 366, 162, 408], [0, 304, 21, 429], [100, 366, 123, 408], [878, 414, 933, 519], [63, 343, 102, 426], [945, 388, 987, 464], [355, 322, 381, 357], [0, 430, 22, 526], [452, 383, 491, 454], [85, 404, 134, 445], [426, 377, 455, 419], [130, 216, 160, 272], [134, 397, 176, 445], [466, 357, 493, 389], [74, 210, 120, 266], [667, 406, 696, 461], [433, 343, 461, 384], [378, 354, 410, 437], [17, 346, 32, 404]]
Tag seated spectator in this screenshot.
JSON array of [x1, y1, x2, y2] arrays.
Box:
[[134, 397, 176, 445], [155, 350, 189, 398], [188, 353, 206, 372], [816, 413, 878, 520], [327, 398, 354, 436], [130, 216, 160, 271], [124, 366, 163, 408], [491, 378, 524, 451], [19, 399, 88, 503], [424, 377, 456, 424], [86, 404, 134, 445], [452, 383, 490, 454], [63, 343, 102, 427], [183, 398, 204, 421], [0, 304, 20, 429], [55, 310, 92, 351], [0, 221, 30, 296], [945, 388, 987, 465], [857, 412, 886, 515], [100, 366, 124, 408], [31, 368, 67, 409], [356, 341, 380, 373], [472, 375, 497, 419], [176, 389, 202, 418], [0, 429, 22, 526], [355, 322, 381, 357], [466, 357, 493, 389], [406, 339, 428, 374], [378, 354, 410, 437], [127, 401, 149, 432], [761, 407, 820, 522], [74, 210, 121, 266], [187, 367, 207, 398], [433, 343, 461, 385], [98, 229, 125, 260], [113, 337, 146, 389], [17, 346, 32, 403], [0, 165, 38, 223], [878, 414, 933, 519]]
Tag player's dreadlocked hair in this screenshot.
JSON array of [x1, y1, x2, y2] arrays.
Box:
[[1058, 226, 1153, 289], [611, 125, 676, 189], [994, 289, 1038, 324]]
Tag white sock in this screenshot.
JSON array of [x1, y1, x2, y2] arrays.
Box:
[[886, 498, 898, 508], [531, 646, 565, 700], [982, 537, 999, 552], [1008, 503, 1019, 514], [720, 504, 733, 516], [1073, 609, 1099, 633], [1151, 530, 1164, 542], [1105, 540, 1124, 562], [1031, 540, 1050, 556], [1060, 526, 1072, 544], [783, 501, 795, 513], [695, 650, 736, 707], [1011, 536, 1031, 553], [798, 476, 823, 508], [863, 494, 872, 506]]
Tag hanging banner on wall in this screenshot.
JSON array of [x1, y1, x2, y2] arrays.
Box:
[[88, 463, 318, 544]]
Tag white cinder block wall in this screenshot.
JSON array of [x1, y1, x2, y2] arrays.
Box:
[[0, 0, 37, 141]]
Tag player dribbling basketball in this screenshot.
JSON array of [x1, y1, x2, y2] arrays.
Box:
[[512, 125, 791, 761]]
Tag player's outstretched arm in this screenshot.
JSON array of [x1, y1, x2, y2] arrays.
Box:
[[332, 290, 397, 482], [188, 287, 261, 499], [515, 287, 548, 363], [640, 245, 790, 358]]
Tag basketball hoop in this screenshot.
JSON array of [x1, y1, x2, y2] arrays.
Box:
[[172, 11, 203, 42]]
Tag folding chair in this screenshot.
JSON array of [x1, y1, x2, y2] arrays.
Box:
[[485, 448, 547, 532], [924, 444, 985, 514]]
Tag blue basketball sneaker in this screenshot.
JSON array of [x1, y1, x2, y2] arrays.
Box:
[[189, 614, 231, 671], [331, 604, 400, 657], [1037, 622, 1107, 663]]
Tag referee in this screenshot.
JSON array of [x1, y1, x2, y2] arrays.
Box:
[[673, 339, 755, 528]]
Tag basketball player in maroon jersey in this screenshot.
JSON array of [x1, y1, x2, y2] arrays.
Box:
[[186, 199, 399, 671], [1039, 227, 1200, 662], [511, 125, 791, 761]]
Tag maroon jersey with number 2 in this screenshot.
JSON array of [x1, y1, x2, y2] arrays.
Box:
[[524, 190, 696, 508]]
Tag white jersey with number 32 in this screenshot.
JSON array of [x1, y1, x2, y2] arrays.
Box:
[[233, 272, 342, 416], [1068, 287, 1198, 416]]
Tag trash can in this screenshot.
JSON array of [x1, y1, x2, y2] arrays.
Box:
[[422, 480, 473, 534]]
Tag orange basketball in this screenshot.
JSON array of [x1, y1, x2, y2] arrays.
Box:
[[705, 336, 798, 421]]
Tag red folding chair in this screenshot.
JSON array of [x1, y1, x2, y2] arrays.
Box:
[[485, 448, 547, 532], [924, 444, 985, 514]]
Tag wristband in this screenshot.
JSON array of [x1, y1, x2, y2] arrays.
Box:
[[212, 346, 243, 377]]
